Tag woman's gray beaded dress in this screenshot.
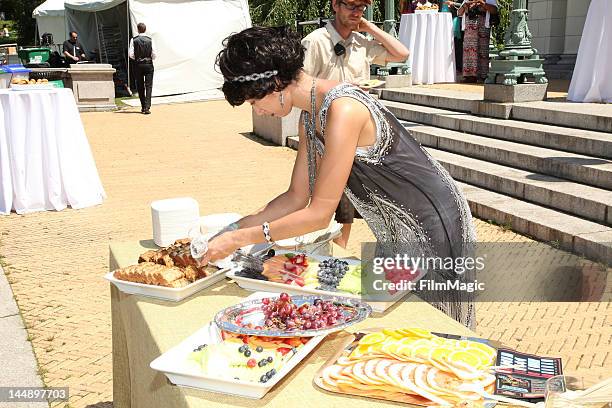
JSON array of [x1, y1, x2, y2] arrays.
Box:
[[304, 83, 476, 328]]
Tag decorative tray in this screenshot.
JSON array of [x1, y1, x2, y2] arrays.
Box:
[[214, 293, 372, 338]]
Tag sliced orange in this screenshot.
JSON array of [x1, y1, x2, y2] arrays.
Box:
[[359, 332, 386, 346], [350, 344, 371, 359], [429, 346, 454, 362], [411, 345, 432, 360], [382, 328, 404, 339], [465, 347, 494, 367], [429, 336, 446, 345], [447, 350, 482, 370], [466, 341, 496, 359]]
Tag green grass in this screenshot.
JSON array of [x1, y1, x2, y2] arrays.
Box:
[[115, 96, 137, 108]]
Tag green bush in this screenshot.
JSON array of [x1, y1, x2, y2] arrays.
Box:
[[249, 0, 390, 34], [492, 0, 512, 49], [3, 0, 44, 46]]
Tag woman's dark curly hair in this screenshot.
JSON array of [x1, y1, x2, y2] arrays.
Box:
[[216, 26, 305, 106]]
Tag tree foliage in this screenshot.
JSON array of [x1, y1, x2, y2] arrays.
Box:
[[248, 0, 389, 34], [492, 0, 512, 49], [2, 0, 44, 45], [250, 0, 513, 45]]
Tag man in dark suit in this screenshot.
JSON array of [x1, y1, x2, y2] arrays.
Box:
[[129, 23, 156, 114]]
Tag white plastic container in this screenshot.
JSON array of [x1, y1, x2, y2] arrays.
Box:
[[151, 197, 200, 247], [150, 292, 326, 399]]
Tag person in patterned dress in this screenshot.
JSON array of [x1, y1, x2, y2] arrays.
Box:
[[457, 0, 498, 82]]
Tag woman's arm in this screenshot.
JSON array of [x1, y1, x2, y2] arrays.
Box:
[[202, 98, 366, 262], [457, 0, 469, 16]]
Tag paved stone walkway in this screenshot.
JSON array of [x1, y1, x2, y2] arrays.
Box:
[[0, 101, 609, 408]]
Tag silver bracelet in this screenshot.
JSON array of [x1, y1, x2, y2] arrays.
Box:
[[262, 222, 275, 245], [226, 222, 240, 231]]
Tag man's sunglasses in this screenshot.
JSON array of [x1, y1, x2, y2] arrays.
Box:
[[338, 0, 368, 12]]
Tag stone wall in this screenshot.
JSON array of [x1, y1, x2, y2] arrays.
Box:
[[528, 0, 591, 79]]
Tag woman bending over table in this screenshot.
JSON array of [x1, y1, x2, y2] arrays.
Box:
[[201, 26, 477, 328]]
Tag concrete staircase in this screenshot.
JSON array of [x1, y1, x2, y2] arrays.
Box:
[[287, 87, 612, 264]]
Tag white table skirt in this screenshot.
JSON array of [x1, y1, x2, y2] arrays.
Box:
[[567, 0, 612, 103], [399, 13, 456, 85], [0, 88, 106, 215]]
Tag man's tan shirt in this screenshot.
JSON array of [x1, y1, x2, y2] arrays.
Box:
[[302, 22, 389, 82]]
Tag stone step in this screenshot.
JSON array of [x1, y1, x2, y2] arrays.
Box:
[[458, 182, 611, 265], [287, 135, 299, 150], [383, 101, 612, 159], [511, 101, 612, 134], [426, 148, 612, 226], [381, 87, 612, 132], [382, 87, 481, 114], [403, 124, 612, 190]]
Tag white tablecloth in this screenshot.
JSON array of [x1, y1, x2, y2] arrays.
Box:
[[567, 0, 612, 103], [0, 88, 106, 215], [399, 13, 456, 85]]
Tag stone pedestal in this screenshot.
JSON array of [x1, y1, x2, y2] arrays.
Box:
[[252, 107, 301, 146], [384, 74, 412, 88], [68, 64, 117, 111], [484, 83, 548, 102]]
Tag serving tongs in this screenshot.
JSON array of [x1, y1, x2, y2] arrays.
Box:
[[232, 248, 276, 273]]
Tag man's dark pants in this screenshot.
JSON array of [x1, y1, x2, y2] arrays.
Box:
[[135, 62, 154, 111]]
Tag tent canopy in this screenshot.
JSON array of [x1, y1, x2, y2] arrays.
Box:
[[64, 0, 126, 12], [33, 0, 66, 16], [62, 0, 251, 96], [33, 0, 68, 45]]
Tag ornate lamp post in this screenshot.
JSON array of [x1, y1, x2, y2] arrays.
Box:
[[486, 0, 547, 85], [372, 0, 411, 78]]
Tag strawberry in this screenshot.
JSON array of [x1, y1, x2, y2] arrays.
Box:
[[277, 347, 292, 356]]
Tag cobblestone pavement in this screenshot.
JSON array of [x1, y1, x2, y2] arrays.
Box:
[[0, 102, 609, 408]]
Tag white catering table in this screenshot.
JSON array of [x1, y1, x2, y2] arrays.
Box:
[[0, 88, 106, 215], [398, 12, 456, 85]]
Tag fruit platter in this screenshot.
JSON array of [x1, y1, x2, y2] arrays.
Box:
[[315, 327, 500, 406], [150, 295, 327, 399], [105, 238, 227, 301], [227, 251, 421, 312], [214, 293, 372, 337]]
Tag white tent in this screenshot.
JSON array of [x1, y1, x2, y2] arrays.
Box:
[[63, 0, 251, 96], [32, 0, 67, 46]]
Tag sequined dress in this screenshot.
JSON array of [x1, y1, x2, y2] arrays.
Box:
[[304, 83, 476, 328]]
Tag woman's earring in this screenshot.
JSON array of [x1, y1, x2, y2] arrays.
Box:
[[279, 91, 285, 108]]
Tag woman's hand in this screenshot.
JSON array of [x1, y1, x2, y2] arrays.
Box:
[[197, 231, 241, 266]]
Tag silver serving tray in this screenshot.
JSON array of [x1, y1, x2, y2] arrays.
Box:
[[214, 294, 372, 338]]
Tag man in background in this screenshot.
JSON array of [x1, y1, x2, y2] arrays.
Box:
[[302, 0, 409, 247], [62, 31, 87, 64], [129, 22, 156, 115]]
